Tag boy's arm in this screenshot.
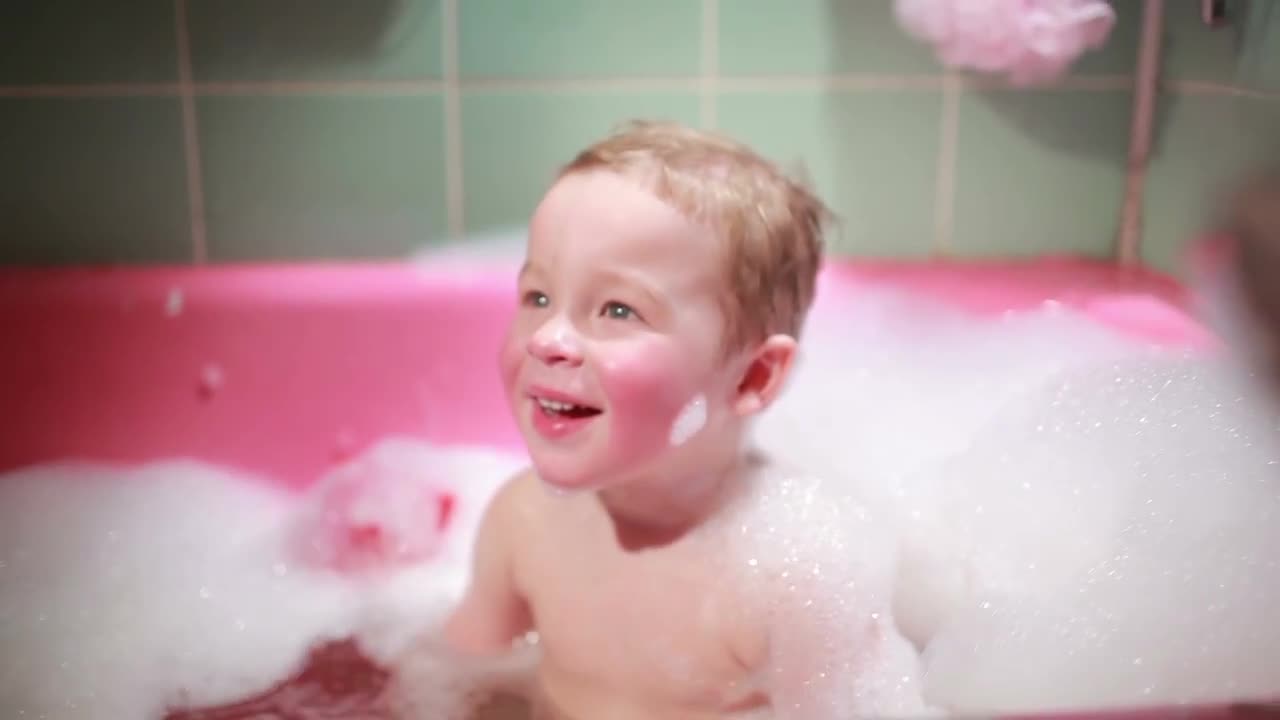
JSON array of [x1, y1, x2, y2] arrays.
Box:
[[443, 474, 533, 655]]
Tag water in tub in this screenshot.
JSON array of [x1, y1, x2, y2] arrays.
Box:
[[2, 231, 1278, 717]]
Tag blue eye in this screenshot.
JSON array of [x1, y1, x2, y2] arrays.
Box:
[[523, 290, 549, 308], [602, 301, 636, 320]]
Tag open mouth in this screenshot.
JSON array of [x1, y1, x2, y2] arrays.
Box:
[[534, 397, 602, 419]]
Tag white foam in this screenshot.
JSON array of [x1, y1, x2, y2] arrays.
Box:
[[165, 288, 184, 318], [757, 287, 1153, 519], [669, 394, 707, 446], [751, 284, 1280, 714], [917, 356, 1280, 713], [720, 464, 936, 717], [8, 277, 1278, 718], [0, 439, 525, 720]]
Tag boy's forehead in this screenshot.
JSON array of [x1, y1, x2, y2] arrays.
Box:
[[527, 171, 722, 269]]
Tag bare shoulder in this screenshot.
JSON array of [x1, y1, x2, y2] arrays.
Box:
[[482, 466, 541, 528], [475, 467, 572, 564], [463, 467, 541, 572]]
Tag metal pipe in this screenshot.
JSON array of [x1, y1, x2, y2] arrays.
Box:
[[1117, 0, 1166, 267]]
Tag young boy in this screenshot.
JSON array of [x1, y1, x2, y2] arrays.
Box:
[[443, 121, 931, 719]]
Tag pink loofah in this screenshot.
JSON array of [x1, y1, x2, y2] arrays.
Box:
[[894, 0, 1117, 85]]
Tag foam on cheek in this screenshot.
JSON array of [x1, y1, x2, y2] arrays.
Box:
[[668, 394, 707, 446]]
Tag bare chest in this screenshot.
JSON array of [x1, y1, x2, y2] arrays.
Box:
[[516, 517, 759, 710]]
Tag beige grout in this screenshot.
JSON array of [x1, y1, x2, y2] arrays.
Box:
[[0, 73, 1172, 98], [5, 74, 1275, 102], [462, 77, 702, 93], [197, 80, 446, 96], [932, 73, 960, 256], [173, 0, 207, 264], [1117, 0, 1164, 267], [1170, 79, 1280, 100], [960, 74, 1136, 92], [0, 83, 181, 97], [700, 0, 718, 129], [442, 0, 465, 239], [717, 74, 944, 92]]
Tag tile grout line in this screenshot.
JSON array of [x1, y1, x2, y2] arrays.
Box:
[[931, 72, 960, 256], [1170, 79, 1280, 100], [0, 83, 182, 97], [442, 0, 465, 239], [174, 0, 207, 264], [5, 75, 1277, 98], [700, 0, 718, 129], [1117, 0, 1164, 267], [0, 73, 1171, 97]]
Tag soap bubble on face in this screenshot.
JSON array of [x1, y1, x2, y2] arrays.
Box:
[[668, 394, 708, 447]]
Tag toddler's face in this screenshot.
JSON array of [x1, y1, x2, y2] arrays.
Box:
[[499, 170, 741, 492]]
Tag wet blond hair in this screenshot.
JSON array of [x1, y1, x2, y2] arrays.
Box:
[[557, 120, 831, 352]]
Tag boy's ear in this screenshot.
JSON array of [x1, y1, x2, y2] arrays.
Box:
[[733, 334, 798, 416]]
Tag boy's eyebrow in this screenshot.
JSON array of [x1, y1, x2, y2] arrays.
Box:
[[596, 267, 666, 308]]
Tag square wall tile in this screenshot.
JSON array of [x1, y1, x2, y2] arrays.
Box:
[[1142, 94, 1280, 273], [1161, 1, 1248, 83], [718, 0, 937, 76], [461, 92, 701, 231], [0, 0, 177, 84], [0, 98, 190, 265], [187, 0, 442, 82], [198, 95, 448, 261], [951, 89, 1132, 259], [717, 89, 942, 257], [1068, 0, 1141, 77], [458, 0, 701, 79], [1238, 2, 1280, 92]]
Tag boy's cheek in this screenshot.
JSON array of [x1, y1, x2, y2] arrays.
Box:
[[598, 347, 699, 448], [497, 332, 524, 396]]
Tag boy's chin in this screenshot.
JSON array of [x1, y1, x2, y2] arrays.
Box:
[[529, 457, 602, 494]]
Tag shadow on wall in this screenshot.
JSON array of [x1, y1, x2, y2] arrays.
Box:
[[189, 0, 424, 72], [947, 0, 1141, 165]]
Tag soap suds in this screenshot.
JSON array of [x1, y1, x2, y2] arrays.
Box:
[[753, 287, 1280, 714], [7, 278, 1279, 718], [165, 288, 184, 318], [0, 439, 526, 720], [669, 394, 707, 446]]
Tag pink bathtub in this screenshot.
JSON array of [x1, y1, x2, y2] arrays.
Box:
[[0, 256, 1262, 719]]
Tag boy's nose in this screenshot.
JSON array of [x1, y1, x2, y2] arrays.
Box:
[[527, 317, 584, 366]]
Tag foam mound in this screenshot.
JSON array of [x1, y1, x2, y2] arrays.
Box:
[[917, 355, 1280, 713]]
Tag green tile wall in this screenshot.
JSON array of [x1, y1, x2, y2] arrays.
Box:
[[1141, 0, 1280, 272], [0, 0, 1276, 271]]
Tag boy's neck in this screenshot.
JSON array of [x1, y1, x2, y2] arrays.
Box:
[[597, 448, 762, 551]]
